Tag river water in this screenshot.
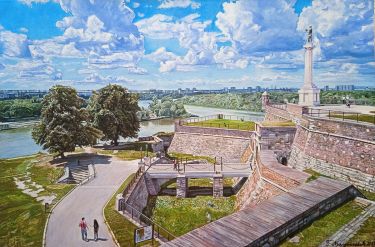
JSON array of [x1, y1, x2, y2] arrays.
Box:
[[0, 102, 264, 159]]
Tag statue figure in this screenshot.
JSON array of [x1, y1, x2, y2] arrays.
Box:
[[305, 25, 313, 43]]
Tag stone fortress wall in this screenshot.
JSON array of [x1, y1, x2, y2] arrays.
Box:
[[169, 120, 254, 162], [264, 103, 375, 192]]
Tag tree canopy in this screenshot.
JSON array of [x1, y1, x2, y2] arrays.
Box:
[[32, 85, 102, 158], [88, 84, 140, 146], [149, 96, 187, 117]]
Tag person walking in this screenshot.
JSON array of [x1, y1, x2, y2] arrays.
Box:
[[79, 217, 89, 241], [93, 219, 99, 241]]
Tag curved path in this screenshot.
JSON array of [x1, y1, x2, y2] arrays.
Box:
[[46, 156, 138, 247]]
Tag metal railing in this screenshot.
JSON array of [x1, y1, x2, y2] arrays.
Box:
[[304, 109, 375, 125], [122, 166, 143, 197], [123, 202, 176, 241]]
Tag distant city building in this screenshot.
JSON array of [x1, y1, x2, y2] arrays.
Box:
[[335, 85, 355, 91], [323, 85, 330, 91]]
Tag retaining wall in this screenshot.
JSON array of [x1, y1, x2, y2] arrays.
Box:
[[169, 132, 252, 163], [289, 124, 375, 191]]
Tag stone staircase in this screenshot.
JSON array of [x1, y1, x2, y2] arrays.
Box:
[[68, 164, 90, 184]]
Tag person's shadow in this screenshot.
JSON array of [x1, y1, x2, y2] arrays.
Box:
[[87, 238, 108, 242]]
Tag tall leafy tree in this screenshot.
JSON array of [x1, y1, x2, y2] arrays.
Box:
[[32, 85, 102, 158], [88, 84, 140, 146]]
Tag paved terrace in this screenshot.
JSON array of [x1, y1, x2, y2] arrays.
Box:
[[146, 162, 252, 179], [161, 177, 359, 247]]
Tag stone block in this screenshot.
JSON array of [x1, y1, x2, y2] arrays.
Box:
[[213, 174, 223, 198], [176, 175, 188, 198]]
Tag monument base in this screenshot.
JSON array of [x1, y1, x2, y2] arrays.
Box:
[[298, 87, 320, 106]]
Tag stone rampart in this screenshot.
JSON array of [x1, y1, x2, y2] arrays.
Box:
[[125, 176, 169, 218], [289, 124, 375, 191], [307, 117, 375, 142], [169, 132, 252, 162], [264, 105, 291, 121], [259, 150, 309, 190], [256, 123, 296, 151]]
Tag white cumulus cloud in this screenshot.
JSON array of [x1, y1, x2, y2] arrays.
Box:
[[158, 0, 200, 9]]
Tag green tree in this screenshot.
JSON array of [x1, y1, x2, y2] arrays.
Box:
[[88, 84, 140, 146], [32, 85, 102, 158]]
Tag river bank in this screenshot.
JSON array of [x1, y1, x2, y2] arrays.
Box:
[[0, 103, 264, 159]]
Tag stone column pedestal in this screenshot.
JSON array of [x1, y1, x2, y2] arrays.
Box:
[[213, 174, 223, 198], [176, 175, 188, 198]]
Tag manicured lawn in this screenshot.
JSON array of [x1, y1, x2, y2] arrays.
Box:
[[145, 195, 236, 237], [168, 152, 216, 164], [0, 155, 74, 247], [261, 121, 296, 127], [104, 174, 157, 246], [280, 200, 364, 247], [185, 119, 255, 131], [330, 114, 375, 124], [347, 217, 375, 244]]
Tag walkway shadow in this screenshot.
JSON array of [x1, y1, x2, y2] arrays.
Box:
[[50, 152, 112, 168]]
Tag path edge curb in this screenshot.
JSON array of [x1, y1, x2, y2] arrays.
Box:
[[42, 184, 78, 247], [103, 185, 121, 247]]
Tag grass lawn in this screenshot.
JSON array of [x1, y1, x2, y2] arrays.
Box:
[[0, 155, 74, 247], [261, 121, 296, 127], [330, 114, 375, 124], [280, 200, 364, 247], [104, 174, 158, 247], [97, 149, 155, 161], [347, 216, 375, 244], [168, 152, 216, 164], [185, 119, 255, 131], [144, 195, 236, 237]]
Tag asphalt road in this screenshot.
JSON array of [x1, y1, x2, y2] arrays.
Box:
[[46, 157, 138, 247]]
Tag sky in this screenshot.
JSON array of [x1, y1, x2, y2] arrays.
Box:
[[0, 0, 373, 90]]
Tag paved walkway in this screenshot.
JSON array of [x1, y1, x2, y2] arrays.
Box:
[[320, 199, 375, 247], [46, 156, 139, 247]]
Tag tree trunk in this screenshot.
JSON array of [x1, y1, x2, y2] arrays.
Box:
[[114, 138, 119, 146], [60, 152, 65, 158]]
